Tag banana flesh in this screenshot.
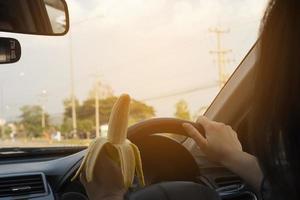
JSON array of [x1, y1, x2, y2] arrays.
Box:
[[72, 94, 145, 188]]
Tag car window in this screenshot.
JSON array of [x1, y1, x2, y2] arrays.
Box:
[[0, 0, 268, 147]]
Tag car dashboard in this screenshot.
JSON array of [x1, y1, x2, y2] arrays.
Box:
[[0, 136, 259, 200], [0, 149, 83, 199]]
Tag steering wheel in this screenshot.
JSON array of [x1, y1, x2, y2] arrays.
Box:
[[126, 118, 220, 200], [128, 117, 205, 142]]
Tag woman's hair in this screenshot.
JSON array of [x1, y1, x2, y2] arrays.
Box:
[[250, 0, 300, 199]]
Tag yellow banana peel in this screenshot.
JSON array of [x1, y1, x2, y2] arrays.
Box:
[[72, 94, 145, 188]]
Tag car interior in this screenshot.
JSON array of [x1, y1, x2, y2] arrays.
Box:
[[0, 0, 263, 200]]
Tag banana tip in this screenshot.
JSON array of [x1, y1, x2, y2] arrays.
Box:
[[120, 93, 130, 98], [119, 94, 131, 103]]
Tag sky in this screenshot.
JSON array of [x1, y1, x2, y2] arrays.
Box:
[[0, 0, 268, 122]]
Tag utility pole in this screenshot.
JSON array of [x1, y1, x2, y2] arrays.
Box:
[[39, 90, 48, 129], [67, 15, 105, 139], [90, 73, 102, 138], [95, 77, 100, 138], [69, 31, 78, 138], [209, 27, 233, 88], [41, 106, 46, 129]]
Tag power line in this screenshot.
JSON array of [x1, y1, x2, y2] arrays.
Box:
[[140, 27, 235, 102], [141, 81, 219, 102]]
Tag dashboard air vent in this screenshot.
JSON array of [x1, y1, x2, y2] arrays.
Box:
[[222, 192, 257, 200], [215, 176, 257, 200], [215, 176, 242, 188], [0, 173, 47, 198]]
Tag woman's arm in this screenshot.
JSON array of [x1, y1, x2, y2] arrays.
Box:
[[183, 116, 263, 191], [221, 150, 263, 191]]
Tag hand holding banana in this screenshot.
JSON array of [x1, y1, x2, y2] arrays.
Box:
[[72, 94, 145, 199]]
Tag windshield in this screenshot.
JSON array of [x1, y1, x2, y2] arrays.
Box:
[[0, 0, 267, 148]]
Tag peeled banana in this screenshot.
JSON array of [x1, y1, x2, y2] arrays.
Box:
[[72, 94, 145, 188]]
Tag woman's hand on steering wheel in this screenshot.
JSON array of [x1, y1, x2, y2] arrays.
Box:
[[183, 116, 263, 190], [182, 116, 243, 166]]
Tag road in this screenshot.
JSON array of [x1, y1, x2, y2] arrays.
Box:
[[0, 138, 90, 148]]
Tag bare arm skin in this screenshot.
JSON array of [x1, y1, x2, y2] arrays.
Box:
[[183, 116, 263, 191]]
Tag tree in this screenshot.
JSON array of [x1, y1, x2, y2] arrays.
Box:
[[174, 100, 191, 120], [19, 105, 49, 137], [62, 96, 156, 134], [63, 98, 80, 120], [80, 96, 155, 125], [77, 119, 94, 138], [79, 96, 118, 125], [129, 100, 155, 125], [88, 81, 114, 100], [0, 125, 12, 139], [61, 98, 81, 138], [60, 117, 73, 138]]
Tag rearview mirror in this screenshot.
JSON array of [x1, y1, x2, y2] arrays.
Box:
[[0, 0, 69, 36], [0, 37, 21, 64]]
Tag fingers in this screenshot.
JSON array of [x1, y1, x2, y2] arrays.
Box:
[[196, 116, 210, 127], [196, 116, 218, 131], [197, 116, 227, 133], [183, 123, 208, 150]]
